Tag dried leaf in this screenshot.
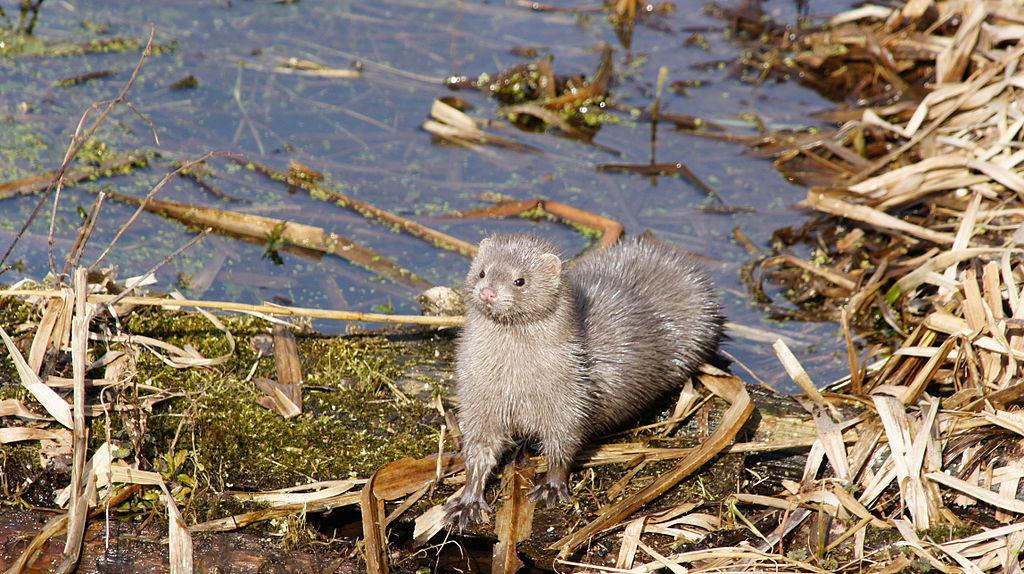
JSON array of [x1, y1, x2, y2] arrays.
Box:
[[0, 398, 49, 421], [805, 190, 956, 244], [0, 325, 72, 428], [373, 455, 458, 501], [615, 517, 646, 570], [773, 339, 826, 404], [0, 427, 64, 443]]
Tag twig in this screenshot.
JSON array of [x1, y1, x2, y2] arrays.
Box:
[[61, 192, 107, 278], [0, 153, 149, 200], [651, 66, 668, 165], [104, 190, 431, 290], [104, 230, 211, 310], [232, 65, 265, 155], [91, 151, 224, 270], [0, 28, 157, 278], [50, 28, 157, 282], [56, 268, 93, 573], [552, 375, 753, 556]]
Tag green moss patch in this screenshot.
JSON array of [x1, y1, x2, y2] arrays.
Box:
[[1, 301, 444, 524]]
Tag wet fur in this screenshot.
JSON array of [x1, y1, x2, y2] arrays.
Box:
[[444, 233, 724, 527]]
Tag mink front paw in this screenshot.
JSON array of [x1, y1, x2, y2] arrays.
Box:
[[526, 480, 570, 507], [443, 496, 492, 529]]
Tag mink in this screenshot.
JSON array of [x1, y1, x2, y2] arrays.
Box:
[[443, 233, 724, 527]]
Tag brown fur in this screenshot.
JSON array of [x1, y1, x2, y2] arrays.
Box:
[[443, 233, 724, 527]]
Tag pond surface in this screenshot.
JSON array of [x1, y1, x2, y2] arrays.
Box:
[[0, 0, 855, 391]]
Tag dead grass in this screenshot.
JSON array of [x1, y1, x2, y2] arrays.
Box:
[[703, 1, 1024, 572]]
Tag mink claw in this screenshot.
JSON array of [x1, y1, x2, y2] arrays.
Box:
[[526, 481, 570, 507], [442, 497, 492, 530]]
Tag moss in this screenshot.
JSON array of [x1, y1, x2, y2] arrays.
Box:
[[168, 377, 436, 492], [3, 298, 436, 536], [917, 523, 984, 543], [0, 296, 67, 508], [106, 308, 440, 522], [0, 293, 38, 330], [301, 334, 403, 392], [123, 308, 254, 366], [0, 295, 40, 393]]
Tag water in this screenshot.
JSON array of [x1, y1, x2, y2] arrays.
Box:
[[0, 0, 857, 390]]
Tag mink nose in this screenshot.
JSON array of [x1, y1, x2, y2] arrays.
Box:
[[479, 287, 498, 303]]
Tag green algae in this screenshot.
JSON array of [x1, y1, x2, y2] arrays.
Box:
[[0, 33, 171, 59], [0, 116, 51, 183]]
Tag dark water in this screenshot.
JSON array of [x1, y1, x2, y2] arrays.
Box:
[[0, 0, 854, 390]]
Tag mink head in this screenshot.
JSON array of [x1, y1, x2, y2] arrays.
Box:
[[464, 234, 564, 323]]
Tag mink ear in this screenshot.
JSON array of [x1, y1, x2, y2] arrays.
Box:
[[472, 238, 492, 260], [538, 253, 562, 277]]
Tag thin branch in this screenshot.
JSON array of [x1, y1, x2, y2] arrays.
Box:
[[103, 229, 211, 309], [0, 26, 157, 280], [61, 191, 107, 277], [90, 151, 225, 270], [46, 27, 157, 280]]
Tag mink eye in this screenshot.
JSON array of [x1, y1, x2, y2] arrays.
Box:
[[478, 270, 485, 278], [513, 278, 526, 287]]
